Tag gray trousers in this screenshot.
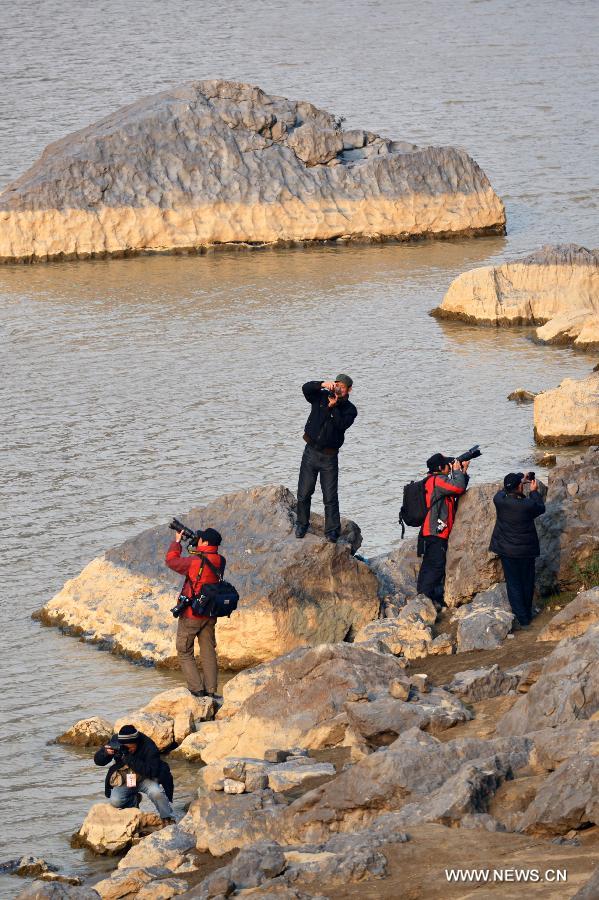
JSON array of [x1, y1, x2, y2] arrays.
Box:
[[176, 616, 218, 694]]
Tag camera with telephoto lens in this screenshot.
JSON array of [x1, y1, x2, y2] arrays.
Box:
[[170, 594, 191, 618], [169, 517, 200, 549], [452, 444, 482, 464]]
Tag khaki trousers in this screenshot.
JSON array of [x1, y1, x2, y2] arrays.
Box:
[[175, 616, 218, 694]]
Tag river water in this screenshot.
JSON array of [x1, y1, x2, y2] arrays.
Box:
[[1, 0, 598, 892]]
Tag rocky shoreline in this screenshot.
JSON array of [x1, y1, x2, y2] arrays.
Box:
[[15, 449, 599, 898]]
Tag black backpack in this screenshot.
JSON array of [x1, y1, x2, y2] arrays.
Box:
[[189, 553, 240, 618], [398, 475, 436, 538]]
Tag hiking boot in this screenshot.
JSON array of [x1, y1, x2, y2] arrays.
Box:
[[190, 689, 207, 698], [136, 793, 142, 807], [207, 692, 224, 705], [295, 524, 308, 539], [325, 530, 340, 543], [161, 817, 176, 827]]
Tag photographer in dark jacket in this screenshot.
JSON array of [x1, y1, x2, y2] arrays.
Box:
[[489, 472, 546, 626], [295, 376, 357, 542], [94, 725, 175, 825]]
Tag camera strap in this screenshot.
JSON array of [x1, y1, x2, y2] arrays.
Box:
[[196, 552, 225, 582]]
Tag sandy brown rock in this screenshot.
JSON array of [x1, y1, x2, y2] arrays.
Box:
[[433, 244, 599, 351], [55, 717, 113, 747], [0, 81, 504, 264], [519, 754, 599, 835], [37, 485, 379, 669], [197, 642, 409, 764], [537, 587, 599, 641], [534, 372, 599, 445], [353, 596, 451, 658], [73, 804, 142, 855]]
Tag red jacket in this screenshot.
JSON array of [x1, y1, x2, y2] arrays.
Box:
[[165, 541, 225, 619], [421, 471, 468, 539]]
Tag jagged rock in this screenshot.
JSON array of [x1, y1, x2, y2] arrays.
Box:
[[366, 539, 419, 616], [7, 857, 54, 877], [15, 883, 97, 899], [136, 879, 189, 899], [451, 583, 514, 651], [36, 876, 83, 887], [519, 754, 599, 835], [142, 687, 216, 726], [265, 750, 291, 764], [527, 722, 599, 773], [93, 866, 173, 900], [267, 762, 336, 793], [113, 712, 174, 752], [200, 757, 335, 795], [534, 372, 599, 445], [353, 595, 450, 659], [497, 624, 599, 735], [224, 779, 246, 795], [343, 690, 472, 748], [507, 388, 537, 403], [187, 790, 288, 857], [487, 775, 545, 831], [196, 642, 409, 764], [504, 659, 545, 693], [538, 586, 599, 641], [389, 677, 411, 700], [117, 822, 196, 871], [432, 244, 599, 352], [447, 664, 519, 702], [73, 804, 142, 855], [55, 717, 113, 747], [228, 840, 287, 888], [37, 486, 379, 670], [0, 80, 504, 264]]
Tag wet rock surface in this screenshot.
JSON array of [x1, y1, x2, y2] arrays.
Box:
[[38, 485, 379, 669], [0, 80, 505, 263]]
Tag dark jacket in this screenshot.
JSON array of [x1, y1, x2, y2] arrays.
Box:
[[421, 470, 469, 540], [489, 490, 546, 559], [94, 732, 173, 800], [165, 541, 225, 620], [302, 381, 357, 451]]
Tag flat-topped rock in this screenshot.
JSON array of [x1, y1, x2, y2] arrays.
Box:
[[0, 80, 504, 264], [432, 244, 599, 351], [37, 485, 379, 669], [534, 372, 599, 445]]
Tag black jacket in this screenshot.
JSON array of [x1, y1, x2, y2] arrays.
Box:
[[302, 381, 357, 451], [94, 732, 173, 800], [489, 489, 546, 559]]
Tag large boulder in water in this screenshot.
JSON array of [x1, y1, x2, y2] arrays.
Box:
[[0, 80, 505, 263], [534, 371, 599, 446], [432, 244, 599, 352], [36, 485, 379, 669]]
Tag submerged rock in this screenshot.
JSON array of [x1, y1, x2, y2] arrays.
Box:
[[0, 80, 504, 264], [534, 372, 599, 445], [55, 717, 113, 748], [432, 244, 599, 352], [37, 485, 379, 669]]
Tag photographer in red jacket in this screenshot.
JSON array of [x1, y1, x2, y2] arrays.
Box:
[[165, 528, 224, 699], [416, 453, 470, 608]]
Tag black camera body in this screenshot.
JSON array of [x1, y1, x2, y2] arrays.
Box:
[[171, 594, 191, 618], [169, 517, 200, 550], [323, 388, 335, 398], [108, 736, 126, 765]]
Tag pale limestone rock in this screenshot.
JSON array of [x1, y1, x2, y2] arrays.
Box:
[[142, 687, 216, 725], [433, 244, 599, 352], [198, 642, 408, 764], [353, 595, 445, 659], [117, 821, 196, 871], [0, 80, 504, 264], [114, 712, 174, 752], [37, 485, 378, 670], [171, 722, 223, 761], [537, 587, 599, 641], [74, 804, 142, 855], [451, 583, 514, 651], [136, 878, 188, 899], [93, 867, 169, 900], [223, 778, 246, 794], [173, 711, 194, 745], [447, 664, 519, 702], [56, 717, 113, 747], [534, 372, 599, 445]]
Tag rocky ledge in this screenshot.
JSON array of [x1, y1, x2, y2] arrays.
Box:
[[36, 485, 379, 670], [534, 370, 599, 446], [0, 80, 505, 263], [432, 244, 599, 352]]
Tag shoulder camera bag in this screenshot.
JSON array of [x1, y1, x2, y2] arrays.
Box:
[[189, 553, 239, 618]]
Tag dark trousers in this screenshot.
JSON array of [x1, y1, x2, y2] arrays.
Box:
[[297, 444, 340, 536], [416, 535, 448, 606], [500, 556, 536, 626]]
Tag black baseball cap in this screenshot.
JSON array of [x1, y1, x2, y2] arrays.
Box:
[[427, 453, 453, 472], [198, 527, 222, 546], [504, 472, 525, 492]]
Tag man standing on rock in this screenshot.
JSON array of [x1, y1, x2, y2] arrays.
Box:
[[94, 725, 175, 826], [165, 528, 225, 700], [295, 375, 357, 543], [416, 454, 470, 608], [489, 472, 545, 626]]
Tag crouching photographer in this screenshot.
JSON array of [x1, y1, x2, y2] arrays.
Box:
[[94, 725, 175, 825]]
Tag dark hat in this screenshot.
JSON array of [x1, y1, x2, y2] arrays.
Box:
[[427, 453, 453, 472], [116, 725, 139, 743], [504, 472, 525, 492], [335, 374, 353, 388], [198, 527, 222, 546]]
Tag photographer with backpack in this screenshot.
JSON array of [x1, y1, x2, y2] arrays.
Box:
[[165, 527, 225, 700], [415, 453, 471, 609]]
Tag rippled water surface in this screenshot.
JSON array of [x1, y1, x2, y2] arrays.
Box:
[[1, 0, 598, 893]]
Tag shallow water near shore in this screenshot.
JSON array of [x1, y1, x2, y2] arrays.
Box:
[[1, 0, 599, 893]]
